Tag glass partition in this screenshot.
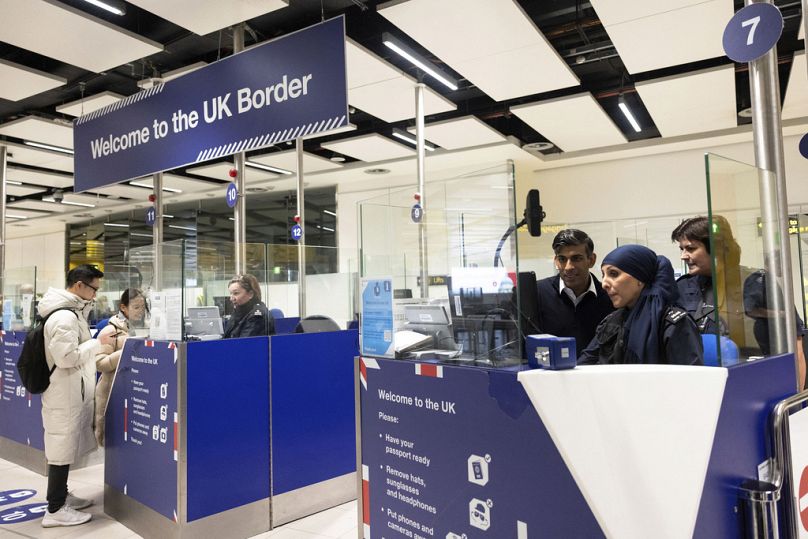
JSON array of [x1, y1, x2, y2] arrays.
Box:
[[705, 153, 790, 362], [358, 162, 522, 366], [3, 266, 37, 330]]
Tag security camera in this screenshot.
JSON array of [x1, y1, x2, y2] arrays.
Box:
[[52, 189, 64, 203]]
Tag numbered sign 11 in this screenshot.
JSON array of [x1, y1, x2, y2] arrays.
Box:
[[722, 3, 783, 63], [145, 207, 156, 226], [226, 182, 238, 208]]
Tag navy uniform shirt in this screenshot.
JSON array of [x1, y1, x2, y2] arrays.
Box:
[[535, 273, 614, 354], [223, 300, 275, 338]]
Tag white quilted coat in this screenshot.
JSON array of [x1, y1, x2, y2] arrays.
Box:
[[38, 288, 101, 465]]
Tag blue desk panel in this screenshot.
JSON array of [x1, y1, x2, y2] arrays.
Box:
[[694, 354, 796, 538], [270, 330, 358, 494], [0, 331, 45, 450], [186, 337, 271, 522]]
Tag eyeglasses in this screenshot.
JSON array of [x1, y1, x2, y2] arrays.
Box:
[[81, 281, 99, 293]]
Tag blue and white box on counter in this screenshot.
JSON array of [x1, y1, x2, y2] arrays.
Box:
[[526, 334, 576, 370]]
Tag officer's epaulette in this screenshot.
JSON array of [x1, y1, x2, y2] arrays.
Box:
[[665, 307, 687, 324], [254, 309, 263, 317]]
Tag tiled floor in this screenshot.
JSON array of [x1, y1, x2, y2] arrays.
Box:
[[0, 457, 358, 538]]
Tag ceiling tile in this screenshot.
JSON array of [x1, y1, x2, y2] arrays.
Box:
[[593, 0, 732, 73], [9, 199, 69, 213], [379, 0, 579, 101], [128, 0, 287, 35], [4, 143, 74, 172], [589, 0, 707, 26], [346, 41, 456, 123], [87, 184, 153, 199], [185, 162, 283, 182], [407, 116, 505, 150], [250, 150, 343, 173], [0, 0, 163, 73], [635, 66, 737, 137], [0, 59, 66, 101], [784, 51, 808, 120], [321, 134, 415, 162], [0, 117, 73, 148], [6, 166, 73, 188], [56, 91, 124, 117], [510, 93, 626, 152], [6, 184, 46, 197], [129, 174, 217, 193]]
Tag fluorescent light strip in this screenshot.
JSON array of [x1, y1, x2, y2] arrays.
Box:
[[104, 222, 129, 228], [168, 225, 196, 232], [383, 40, 458, 91], [618, 102, 642, 133], [6, 214, 28, 219], [129, 181, 183, 194], [81, 0, 125, 16], [245, 161, 294, 175], [23, 141, 74, 155], [392, 130, 436, 151], [323, 209, 337, 217], [130, 232, 154, 238], [42, 197, 96, 207], [6, 180, 23, 186]]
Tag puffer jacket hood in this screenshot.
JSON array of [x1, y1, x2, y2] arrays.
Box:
[[38, 287, 94, 319]]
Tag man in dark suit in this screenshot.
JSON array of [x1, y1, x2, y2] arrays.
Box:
[[535, 229, 614, 354]]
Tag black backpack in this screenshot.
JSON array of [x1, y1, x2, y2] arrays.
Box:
[[16, 307, 78, 394]]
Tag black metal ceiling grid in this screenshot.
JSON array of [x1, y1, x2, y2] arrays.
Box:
[[1, 0, 805, 210]]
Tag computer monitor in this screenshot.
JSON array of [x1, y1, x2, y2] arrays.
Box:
[[513, 271, 541, 357], [447, 267, 514, 318], [185, 306, 224, 337]]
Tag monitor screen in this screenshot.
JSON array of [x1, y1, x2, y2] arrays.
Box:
[[447, 267, 514, 318], [187, 306, 221, 319], [404, 304, 450, 325]]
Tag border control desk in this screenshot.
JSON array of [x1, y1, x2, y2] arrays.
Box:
[[357, 354, 796, 538], [105, 329, 358, 538]]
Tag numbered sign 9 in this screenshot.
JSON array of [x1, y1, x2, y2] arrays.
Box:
[[291, 224, 302, 241], [722, 3, 783, 63], [411, 203, 423, 223], [145, 207, 156, 226], [226, 182, 238, 208]]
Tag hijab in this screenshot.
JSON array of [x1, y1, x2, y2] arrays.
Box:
[[602, 244, 678, 363]]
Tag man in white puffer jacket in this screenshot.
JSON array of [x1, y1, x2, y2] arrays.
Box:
[[38, 265, 115, 528]]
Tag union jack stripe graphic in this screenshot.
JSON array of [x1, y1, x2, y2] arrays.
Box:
[[359, 357, 380, 390], [145, 340, 154, 347], [74, 84, 165, 125], [415, 363, 443, 378], [362, 464, 370, 538], [173, 412, 178, 462], [124, 399, 128, 441]]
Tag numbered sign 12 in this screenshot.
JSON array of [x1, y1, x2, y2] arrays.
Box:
[[226, 182, 238, 208], [722, 3, 783, 63], [145, 207, 156, 226], [291, 224, 302, 241]]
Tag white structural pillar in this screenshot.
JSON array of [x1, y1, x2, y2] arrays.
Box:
[[746, 0, 795, 360], [296, 138, 306, 318], [0, 145, 6, 298], [233, 23, 247, 274], [152, 172, 164, 289], [415, 83, 428, 299]]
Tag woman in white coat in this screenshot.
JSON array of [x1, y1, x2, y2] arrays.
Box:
[[38, 265, 114, 528], [94, 288, 146, 446]]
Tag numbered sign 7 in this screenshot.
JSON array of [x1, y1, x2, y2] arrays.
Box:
[[722, 3, 783, 63]]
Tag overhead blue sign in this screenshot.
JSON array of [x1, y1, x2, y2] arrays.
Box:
[[225, 182, 238, 208], [74, 17, 349, 192], [722, 3, 783, 63]]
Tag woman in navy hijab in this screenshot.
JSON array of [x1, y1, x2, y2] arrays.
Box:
[[579, 244, 703, 365]]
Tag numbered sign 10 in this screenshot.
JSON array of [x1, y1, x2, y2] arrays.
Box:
[[722, 3, 783, 63], [226, 182, 238, 208]]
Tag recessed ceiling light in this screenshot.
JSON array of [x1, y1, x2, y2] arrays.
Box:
[[522, 142, 555, 151], [330, 155, 346, 163], [738, 107, 753, 118], [246, 187, 270, 193], [74, 213, 93, 218], [364, 168, 391, 175]]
